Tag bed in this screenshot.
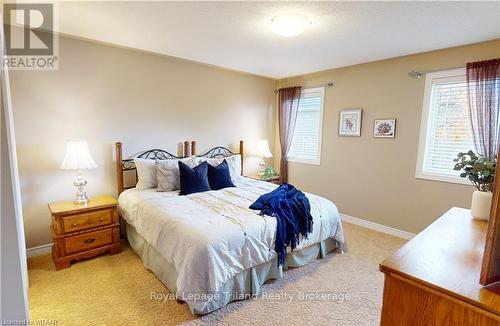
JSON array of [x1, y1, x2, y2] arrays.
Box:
[[115, 141, 345, 314]]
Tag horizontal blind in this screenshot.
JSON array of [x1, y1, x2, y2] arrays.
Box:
[[288, 88, 323, 162], [423, 79, 474, 176]]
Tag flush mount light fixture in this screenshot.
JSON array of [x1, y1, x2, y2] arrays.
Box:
[[270, 13, 312, 37]]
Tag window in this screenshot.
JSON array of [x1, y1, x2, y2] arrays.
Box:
[[416, 68, 474, 184], [288, 87, 324, 165]]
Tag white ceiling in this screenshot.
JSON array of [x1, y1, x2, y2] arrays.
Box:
[[56, 1, 500, 79]]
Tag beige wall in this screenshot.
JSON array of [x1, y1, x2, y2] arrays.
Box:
[[10, 33, 500, 247], [277, 39, 500, 234], [10, 35, 276, 248]]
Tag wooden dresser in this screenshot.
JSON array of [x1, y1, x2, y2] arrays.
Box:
[[49, 195, 121, 270], [379, 207, 500, 325]]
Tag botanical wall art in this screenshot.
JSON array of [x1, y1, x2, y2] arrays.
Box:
[[373, 119, 396, 138], [339, 109, 362, 137]]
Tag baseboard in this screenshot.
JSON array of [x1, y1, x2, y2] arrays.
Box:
[[26, 243, 52, 258], [340, 213, 415, 240]]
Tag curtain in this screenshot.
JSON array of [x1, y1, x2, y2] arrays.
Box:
[[278, 86, 302, 183], [466, 59, 500, 160]]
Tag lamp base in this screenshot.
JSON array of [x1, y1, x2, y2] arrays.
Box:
[[258, 159, 266, 177], [74, 194, 89, 205], [73, 170, 89, 205]]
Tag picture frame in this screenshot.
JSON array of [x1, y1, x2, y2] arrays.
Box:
[[373, 119, 396, 138], [339, 109, 362, 137]]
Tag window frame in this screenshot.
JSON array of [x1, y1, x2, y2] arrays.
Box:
[[415, 67, 472, 186], [287, 86, 325, 166]]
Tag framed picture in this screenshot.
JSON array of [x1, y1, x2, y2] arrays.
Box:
[[373, 119, 396, 138], [339, 109, 362, 137]]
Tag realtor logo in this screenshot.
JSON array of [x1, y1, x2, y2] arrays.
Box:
[[2, 3, 59, 70]]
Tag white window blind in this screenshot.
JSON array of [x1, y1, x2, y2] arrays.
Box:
[[288, 87, 324, 165], [416, 68, 474, 184]]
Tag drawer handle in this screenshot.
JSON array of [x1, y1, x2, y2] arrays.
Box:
[[72, 223, 78, 227], [84, 238, 95, 244], [89, 217, 105, 225]]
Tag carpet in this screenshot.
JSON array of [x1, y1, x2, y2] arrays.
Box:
[[27, 222, 405, 325]]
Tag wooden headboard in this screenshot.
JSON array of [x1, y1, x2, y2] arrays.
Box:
[[115, 140, 244, 195]]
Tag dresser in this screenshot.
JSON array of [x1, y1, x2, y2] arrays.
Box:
[[379, 207, 500, 325], [49, 195, 121, 270]]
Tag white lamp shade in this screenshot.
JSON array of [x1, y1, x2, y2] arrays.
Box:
[[256, 140, 273, 158], [60, 141, 97, 170]]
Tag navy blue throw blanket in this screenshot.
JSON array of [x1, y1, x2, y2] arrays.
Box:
[[249, 183, 313, 266]]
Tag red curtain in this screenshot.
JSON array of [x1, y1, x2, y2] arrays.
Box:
[[278, 86, 302, 183], [466, 59, 500, 160]]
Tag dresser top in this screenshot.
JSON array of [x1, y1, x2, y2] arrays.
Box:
[[48, 195, 117, 214], [380, 207, 500, 315]]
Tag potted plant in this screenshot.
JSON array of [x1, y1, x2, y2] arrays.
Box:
[[453, 150, 496, 220], [261, 166, 279, 181]]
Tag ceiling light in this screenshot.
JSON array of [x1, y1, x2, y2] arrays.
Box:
[[270, 13, 311, 37]]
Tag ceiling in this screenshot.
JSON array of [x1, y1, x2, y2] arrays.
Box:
[[56, 1, 500, 79]]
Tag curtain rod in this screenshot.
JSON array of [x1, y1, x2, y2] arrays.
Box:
[[408, 66, 465, 79], [274, 82, 334, 94]]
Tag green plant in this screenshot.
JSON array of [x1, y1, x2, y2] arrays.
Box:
[[453, 150, 496, 192], [262, 166, 278, 180]]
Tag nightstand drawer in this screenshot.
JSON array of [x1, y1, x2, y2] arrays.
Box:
[[64, 228, 113, 254], [62, 209, 113, 233]]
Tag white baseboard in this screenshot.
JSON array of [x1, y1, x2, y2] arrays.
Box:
[[26, 243, 52, 258], [340, 213, 415, 240]]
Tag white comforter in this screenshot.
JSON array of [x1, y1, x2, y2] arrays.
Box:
[[118, 177, 344, 312]]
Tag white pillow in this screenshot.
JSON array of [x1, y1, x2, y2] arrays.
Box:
[[156, 157, 200, 192], [135, 158, 159, 189], [200, 154, 242, 182]]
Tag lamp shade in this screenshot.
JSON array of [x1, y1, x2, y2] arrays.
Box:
[[256, 140, 273, 158], [60, 141, 97, 170]]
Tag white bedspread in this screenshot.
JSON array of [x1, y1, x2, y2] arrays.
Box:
[[118, 177, 344, 312]]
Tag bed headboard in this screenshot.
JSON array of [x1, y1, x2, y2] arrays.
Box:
[[115, 140, 244, 195]]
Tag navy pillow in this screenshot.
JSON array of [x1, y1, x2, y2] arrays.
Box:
[[178, 161, 211, 195], [207, 159, 235, 190]]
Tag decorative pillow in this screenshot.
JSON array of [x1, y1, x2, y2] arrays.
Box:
[[207, 159, 235, 190], [156, 157, 199, 192], [179, 161, 211, 195], [134, 158, 158, 189], [200, 154, 242, 182], [226, 155, 242, 180]]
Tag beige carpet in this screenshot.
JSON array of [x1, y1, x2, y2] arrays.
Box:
[[28, 222, 405, 326]]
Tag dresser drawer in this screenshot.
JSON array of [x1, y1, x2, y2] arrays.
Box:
[[62, 209, 113, 233], [64, 228, 113, 254]]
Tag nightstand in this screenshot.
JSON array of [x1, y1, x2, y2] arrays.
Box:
[[49, 195, 121, 270], [246, 175, 281, 185]]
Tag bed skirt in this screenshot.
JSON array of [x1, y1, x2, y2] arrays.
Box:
[[125, 222, 342, 315]]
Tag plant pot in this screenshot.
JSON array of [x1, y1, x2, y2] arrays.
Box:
[[471, 190, 493, 221]]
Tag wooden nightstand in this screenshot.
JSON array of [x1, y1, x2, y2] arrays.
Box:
[[246, 175, 281, 185], [49, 195, 121, 270]]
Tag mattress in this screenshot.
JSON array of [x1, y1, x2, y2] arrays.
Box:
[[118, 177, 344, 314]]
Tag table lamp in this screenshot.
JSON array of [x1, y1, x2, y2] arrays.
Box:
[[256, 140, 273, 176], [60, 141, 97, 205]]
